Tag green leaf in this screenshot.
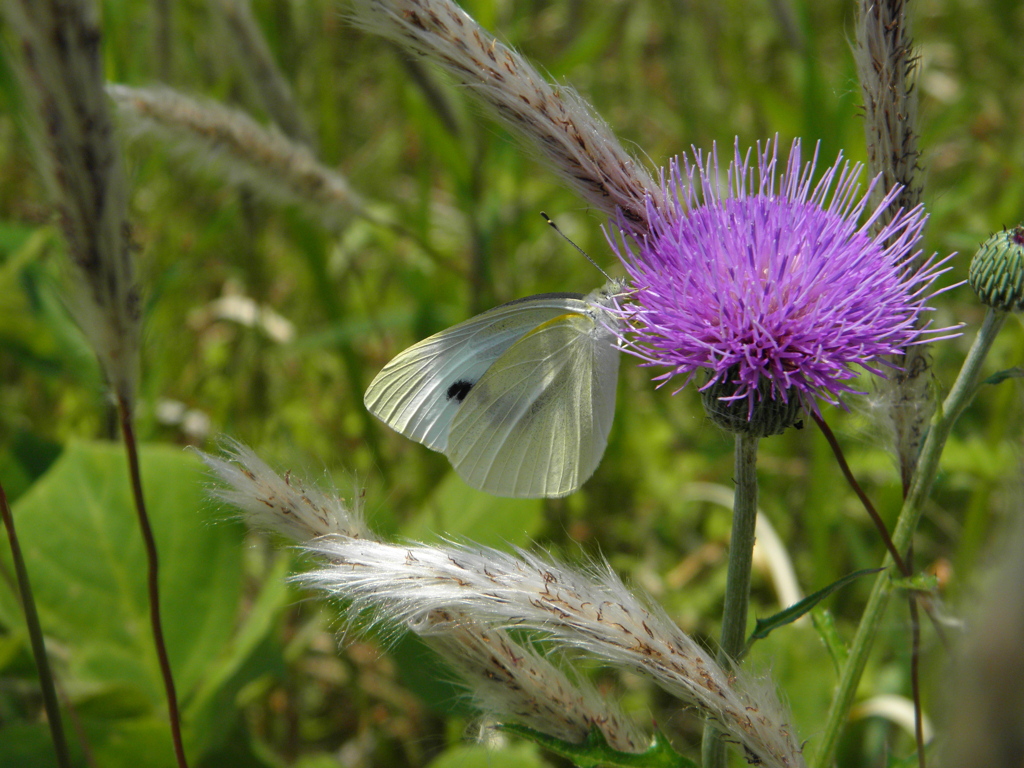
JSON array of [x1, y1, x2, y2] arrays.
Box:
[[0, 721, 84, 768], [748, 569, 883, 644], [0, 715, 185, 768], [426, 741, 547, 768], [0, 429, 61, 504], [390, 631, 475, 717], [0, 219, 37, 256], [810, 608, 848, 674], [403, 471, 544, 548], [983, 367, 1024, 385], [185, 552, 293, 757], [84, 716, 179, 768], [0, 441, 246, 759], [499, 724, 697, 768], [0, 233, 101, 386]]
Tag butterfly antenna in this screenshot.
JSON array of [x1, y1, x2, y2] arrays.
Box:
[[540, 212, 613, 282]]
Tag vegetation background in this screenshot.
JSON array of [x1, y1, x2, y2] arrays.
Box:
[[0, 0, 1022, 766]]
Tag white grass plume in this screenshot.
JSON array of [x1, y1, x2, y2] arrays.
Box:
[[4, 0, 140, 406], [200, 441, 646, 753], [107, 85, 366, 227], [417, 608, 647, 753], [214, 0, 316, 147], [302, 538, 806, 768], [200, 439, 370, 541], [348, 0, 661, 231]]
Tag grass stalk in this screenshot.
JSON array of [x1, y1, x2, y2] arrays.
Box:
[[0, 482, 72, 768]]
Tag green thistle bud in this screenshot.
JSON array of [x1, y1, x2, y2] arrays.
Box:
[[701, 369, 803, 437], [968, 226, 1024, 312]]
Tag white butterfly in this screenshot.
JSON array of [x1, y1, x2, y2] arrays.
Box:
[[364, 281, 625, 498]]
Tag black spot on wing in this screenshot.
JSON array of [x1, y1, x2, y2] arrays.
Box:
[[446, 380, 474, 402]]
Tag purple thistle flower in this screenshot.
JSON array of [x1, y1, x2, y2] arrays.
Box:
[[608, 137, 952, 420]]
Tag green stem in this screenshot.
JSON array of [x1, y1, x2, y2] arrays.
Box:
[[0, 482, 72, 768], [702, 432, 760, 768], [813, 308, 1007, 768]]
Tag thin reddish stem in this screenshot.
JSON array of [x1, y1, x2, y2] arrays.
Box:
[[812, 412, 909, 576], [117, 398, 189, 768]]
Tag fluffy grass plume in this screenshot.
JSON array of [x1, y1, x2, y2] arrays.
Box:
[[4, 0, 140, 405], [348, 0, 661, 229]]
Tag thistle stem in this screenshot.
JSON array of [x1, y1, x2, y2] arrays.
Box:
[[813, 307, 1007, 768], [0, 482, 72, 768], [702, 432, 760, 768], [117, 398, 189, 768]]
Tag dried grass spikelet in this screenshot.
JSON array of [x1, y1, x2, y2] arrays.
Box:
[[854, 0, 933, 492], [213, 0, 316, 147], [4, 0, 140, 406], [855, 0, 922, 225], [349, 0, 661, 231], [416, 609, 648, 753], [108, 85, 367, 227], [200, 439, 371, 541], [302, 539, 806, 768], [199, 442, 646, 753]]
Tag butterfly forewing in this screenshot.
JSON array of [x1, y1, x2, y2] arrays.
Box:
[[446, 310, 620, 497], [363, 297, 586, 451]]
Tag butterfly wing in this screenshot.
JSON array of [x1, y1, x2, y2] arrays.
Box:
[[445, 308, 620, 498], [364, 296, 583, 452]]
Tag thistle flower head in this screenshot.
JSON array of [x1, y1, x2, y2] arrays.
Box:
[[609, 138, 952, 419]]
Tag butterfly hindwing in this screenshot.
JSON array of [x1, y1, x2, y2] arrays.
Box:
[[446, 309, 620, 497]]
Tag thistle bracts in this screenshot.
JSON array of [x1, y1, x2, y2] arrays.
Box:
[[968, 226, 1024, 312]]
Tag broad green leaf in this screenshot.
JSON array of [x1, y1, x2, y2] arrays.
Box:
[[0, 716, 182, 768], [0, 721, 85, 768], [403, 471, 543, 547], [0, 220, 36, 255], [0, 441, 245, 740], [186, 553, 293, 756], [0, 429, 62, 504], [84, 716, 179, 768], [390, 631, 474, 717], [427, 742, 547, 768], [747, 569, 882, 645], [293, 755, 355, 768]]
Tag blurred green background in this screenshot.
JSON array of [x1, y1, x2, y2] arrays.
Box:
[[0, 0, 1022, 766]]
